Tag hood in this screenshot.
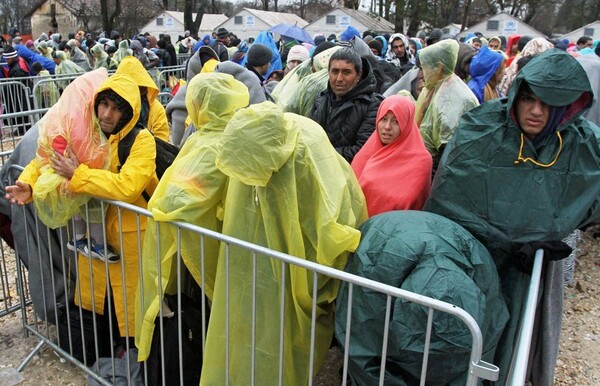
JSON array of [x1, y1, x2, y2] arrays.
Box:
[[340, 26, 361, 42], [455, 42, 477, 80], [467, 45, 504, 103], [90, 43, 107, 59], [51, 33, 61, 43], [187, 45, 220, 81], [185, 72, 249, 133], [505, 34, 521, 56], [507, 49, 593, 124], [115, 56, 159, 104], [419, 39, 459, 88], [214, 61, 266, 104], [216, 101, 298, 187], [386, 33, 415, 64], [93, 73, 141, 138], [327, 56, 377, 100], [39, 32, 49, 42], [350, 35, 373, 57]]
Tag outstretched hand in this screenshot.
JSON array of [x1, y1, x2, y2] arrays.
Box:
[[51, 146, 79, 179], [5, 180, 32, 206]]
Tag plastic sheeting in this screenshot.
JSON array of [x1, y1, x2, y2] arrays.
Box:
[[32, 68, 109, 228], [335, 211, 508, 386], [271, 46, 341, 115], [199, 102, 367, 385]]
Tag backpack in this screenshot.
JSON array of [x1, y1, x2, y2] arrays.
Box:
[[118, 125, 179, 201]]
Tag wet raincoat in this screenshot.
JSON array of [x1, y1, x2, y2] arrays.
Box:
[[135, 73, 250, 360], [415, 40, 479, 156], [335, 211, 508, 386], [91, 43, 116, 70], [115, 56, 169, 141], [19, 69, 110, 229], [54, 51, 85, 90], [425, 49, 600, 385], [113, 39, 132, 66], [33, 69, 60, 109], [351, 95, 432, 216], [70, 72, 158, 337], [200, 101, 367, 385]]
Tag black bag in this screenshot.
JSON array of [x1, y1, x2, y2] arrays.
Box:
[[118, 125, 179, 200], [56, 302, 112, 365], [146, 293, 210, 386]]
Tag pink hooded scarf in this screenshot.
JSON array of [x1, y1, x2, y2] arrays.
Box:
[[352, 95, 432, 217]]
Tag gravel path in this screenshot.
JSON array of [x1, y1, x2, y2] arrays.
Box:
[[1, 227, 599, 385]]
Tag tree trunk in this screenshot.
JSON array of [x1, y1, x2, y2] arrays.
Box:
[[394, 0, 405, 33], [460, 0, 472, 32]]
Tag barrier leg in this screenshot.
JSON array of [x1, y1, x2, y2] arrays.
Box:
[[17, 340, 45, 371]]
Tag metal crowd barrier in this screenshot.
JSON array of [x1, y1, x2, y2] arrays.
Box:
[[0, 80, 34, 138], [176, 53, 190, 66], [0, 183, 505, 385], [156, 65, 187, 93]]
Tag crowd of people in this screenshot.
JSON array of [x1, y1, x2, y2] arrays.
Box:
[[1, 23, 600, 385]]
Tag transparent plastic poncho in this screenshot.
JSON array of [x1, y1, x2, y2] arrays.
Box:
[[32, 68, 110, 228]]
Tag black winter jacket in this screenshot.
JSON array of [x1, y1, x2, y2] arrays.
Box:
[[310, 58, 383, 163]]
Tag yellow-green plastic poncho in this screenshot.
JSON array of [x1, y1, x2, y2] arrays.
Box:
[[135, 72, 250, 360], [33, 69, 60, 108], [415, 40, 479, 155], [200, 101, 367, 385], [20, 69, 110, 229], [54, 51, 85, 90], [91, 43, 116, 70], [113, 39, 132, 66], [272, 46, 341, 116]]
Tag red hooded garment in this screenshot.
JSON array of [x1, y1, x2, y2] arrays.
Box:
[[351, 95, 432, 217], [505, 34, 522, 67]]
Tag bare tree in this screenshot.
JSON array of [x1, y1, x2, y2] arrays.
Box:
[[100, 0, 122, 36]]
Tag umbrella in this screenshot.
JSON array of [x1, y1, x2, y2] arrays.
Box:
[[268, 23, 313, 44]]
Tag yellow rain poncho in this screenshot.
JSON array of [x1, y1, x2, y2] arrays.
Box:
[[19, 69, 110, 229], [415, 40, 479, 156], [135, 73, 250, 360], [201, 102, 367, 385], [69, 73, 158, 337], [272, 46, 341, 116], [115, 56, 169, 141]]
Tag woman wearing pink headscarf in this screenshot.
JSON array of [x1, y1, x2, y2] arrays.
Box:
[[351, 95, 432, 217]]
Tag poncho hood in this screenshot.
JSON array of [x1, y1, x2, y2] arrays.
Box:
[[115, 56, 159, 104], [93, 73, 141, 138], [507, 49, 593, 127], [216, 101, 298, 187], [185, 72, 249, 132]]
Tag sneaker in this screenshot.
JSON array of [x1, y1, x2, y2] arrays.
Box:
[[85, 242, 120, 263], [66, 238, 90, 256]]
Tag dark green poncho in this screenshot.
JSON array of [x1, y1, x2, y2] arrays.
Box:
[[425, 49, 600, 385], [335, 211, 508, 385]]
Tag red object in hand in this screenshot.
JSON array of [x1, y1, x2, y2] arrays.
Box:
[[52, 135, 68, 155]]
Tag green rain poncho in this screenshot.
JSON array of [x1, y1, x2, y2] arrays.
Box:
[[33, 69, 59, 108], [271, 46, 341, 116], [335, 211, 508, 386], [91, 43, 116, 70], [200, 102, 367, 385], [54, 51, 85, 90], [415, 40, 479, 156], [113, 39, 132, 66], [135, 73, 250, 360], [425, 49, 600, 385]]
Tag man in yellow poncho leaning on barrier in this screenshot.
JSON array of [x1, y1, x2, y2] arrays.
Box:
[[136, 72, 251, 360], [201, 101, 367, 385]]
